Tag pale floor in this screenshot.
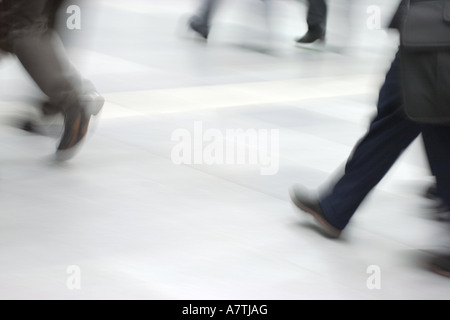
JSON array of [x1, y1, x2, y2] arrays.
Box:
[[0, 0, 449, 300]]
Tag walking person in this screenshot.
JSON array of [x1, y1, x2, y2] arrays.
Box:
[[289, 51, 420, 238], [0, 0, 103, 160], [187, 0, 270, 40], [295, 0, 328, 44], [187, 0, 327, 43], [188, 0, 219, 40], [288, 0, 450, 277]]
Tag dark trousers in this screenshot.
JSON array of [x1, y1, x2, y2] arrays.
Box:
[[319, 53, 422, 230], [194, 0, 326, 30], [307, 0, 327, 32], [421, 124, 450, 210], [195, 0, 219, 25]]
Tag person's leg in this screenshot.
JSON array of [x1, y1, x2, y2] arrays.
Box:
[[306, 0, 327, 34], [296, 0, 327, 43], [10, 19, 101, 157], [421, 125, 450, 211], [290, 53, 421, 233], [4, 0, 78, 109], [318, 55, 421, 230], [420, 124, 450, 277], [12, 30, 81, 109], [196, 0, 220, 24], [189, 0, 221, 39]]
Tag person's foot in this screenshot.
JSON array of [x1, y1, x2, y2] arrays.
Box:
[[16, 107, 64, 137], [55, 105, 91, 161], [189, 15, 210, 40], [41, 100, 61, 116], [295, 29, 325, 44], [422, 184, 450, 221], [432, 204, 450, 222], [55, 93, 104, 161], [424, 183, 440, 201], [289, 185, 341, 238], [429, 254, 450, 278], [21, 120, 40, 134]]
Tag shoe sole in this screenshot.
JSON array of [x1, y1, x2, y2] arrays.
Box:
[[430, 266, 450, 278], [289, 187, 341, 239], [189, 21, 209, 40], [295, 39, 326, 45]]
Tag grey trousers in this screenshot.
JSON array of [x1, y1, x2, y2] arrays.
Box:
[[2, 0, 94, 112]]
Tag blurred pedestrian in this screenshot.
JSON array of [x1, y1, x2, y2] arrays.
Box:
[[188, 0, 270, 40], [295, 0, 327, 44], [289, 51, 419, 238], [187, 0, 326, 43], [0, 0, 103, 160], [188, 0, 219, 40], [288, 0, 450, 277]]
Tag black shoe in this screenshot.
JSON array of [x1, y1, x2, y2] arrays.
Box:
[[289, 185, 341, 238], [295, 30, 325, 44], [422, 184, 450, 221], [21, 120, 39, 134], [429, 254, 450, 278], [433, 206, 450, 222], [189, 16, 209, 40], [42, 100, 61, 116], [424, 184, 440, 201], [15, 107, 63, 137]]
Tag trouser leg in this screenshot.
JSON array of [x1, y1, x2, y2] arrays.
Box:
[[319, 53, 421, 230], [11, 29, 83, 112], [196, 0, 221, 25], [421, 124, 450, 210], [306, 0, 327, 33]]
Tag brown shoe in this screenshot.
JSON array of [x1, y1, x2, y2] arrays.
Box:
[[55, 106, 91, 161], [55, 91, 104, 161], [429, 254, 450, 278], [289, 185, 342, 239]]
